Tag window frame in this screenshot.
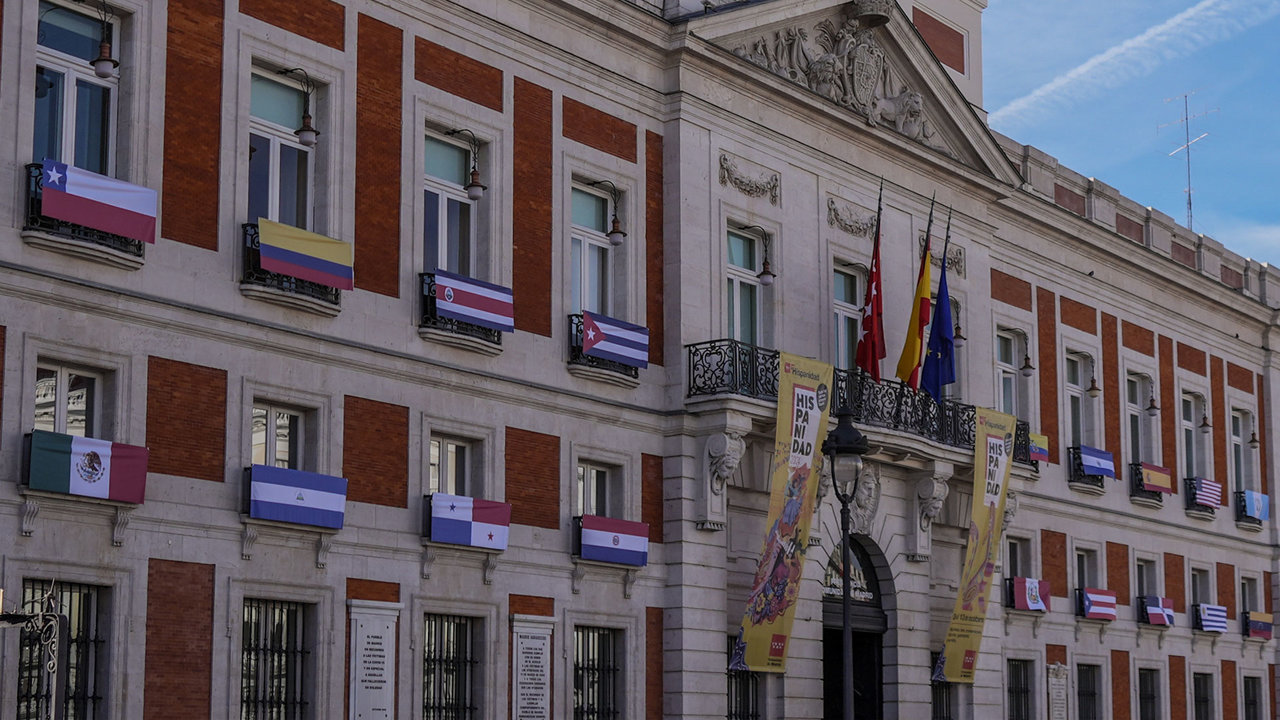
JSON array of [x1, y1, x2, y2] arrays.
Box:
[[1240, 575, 1260, 614], [1190, 566, 1213, 606], [1005, 535, 1032, 579], [240, 596, 312, 719], [251, 401, 306, 470], [994, 328, 1028, 419], [1136, 666, 1162, 720], [1134, 556, 1160, 600], [242, 380, 329, 476], [247, 68, 316, 230], [1242, 675, 1263, 720], [1063, 349, 1098, 449], [569, 442, 636, 522], [414, 595, 499, 719], [429, 435, 473, 497], [725, 225, 768, 347], [1073, 542, 1101, 591], [1076, 662, 1103, 720], [16, 578, 109, 720], [227, 580, 332, 718], [33, 361, 104, 438], [422, 131, 480, 277], [568, 183, 615, 317], [562, 606, 641, 720], [1179, 389, 1209, 479], [422, 415, 496, 501], [422, 612, 479, 719], [1229, 408, 1255, 492], [1005, 657, 1034, 720], [832, 263, 864, 371], [1124, 370, 1157, 464], [1192, 671, 1216, 720]]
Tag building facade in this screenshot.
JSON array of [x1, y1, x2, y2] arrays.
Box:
[[0, 0, 1277, 718]]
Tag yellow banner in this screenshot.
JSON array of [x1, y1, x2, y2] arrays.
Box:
[[730, 353, 834, 673], [942, 408, 1016, 682]]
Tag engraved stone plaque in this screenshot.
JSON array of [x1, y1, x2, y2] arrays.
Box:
[[349, 601, 401, 720], [512, 616, 555, 720]]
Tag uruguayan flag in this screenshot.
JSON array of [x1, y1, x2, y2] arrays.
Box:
[[1198, 604, 1228, 633]]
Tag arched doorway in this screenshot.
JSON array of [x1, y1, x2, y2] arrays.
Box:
[[820, 535, 894, 720]]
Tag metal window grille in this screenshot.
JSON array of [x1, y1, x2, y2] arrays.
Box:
[[726, 641, 760, 720], [1006, 659, 1032, 720], [17, 580, 104, 720], [1243, 676, 1262, 720], [573, 626, 620, 720], [423, 614, 476, 719], [1077, 664, 1100, 720], [1137, 669, 1160, 720], [1192, 673, 1214, 720], [930, 653, 954, 720], [240, 599, 309, 720]]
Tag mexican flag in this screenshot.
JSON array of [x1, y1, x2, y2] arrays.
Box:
[[27, 430, 148, 503]]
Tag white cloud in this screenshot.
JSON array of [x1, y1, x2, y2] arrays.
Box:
[[990, 0, 1280, 129]]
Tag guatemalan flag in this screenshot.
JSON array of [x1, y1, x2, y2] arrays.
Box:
[[429, 493, 512, 551], [247, 465, 347, 529], [1081, 588, 1117, 620], [1145, 596, 1175, 626], [432, 270, 514, 333], [579, 515, 649, 567], [41, 159, 157, 244], [1078, 445, 1115, 478], [582, 311, 649, 369], [1243, 490, 1270, 520]]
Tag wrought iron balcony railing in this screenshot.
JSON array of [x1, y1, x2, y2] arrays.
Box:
[[686, 338, 1035, 466], [1234, 490, 1263, 528], [569, 314, 639, 379], [1067, 447, 1105, 490], [242, 223, 341, 306], [1184, 478, 1217, 515], [419, 273, 502, 345], [1128, 462, 1163, 505], [23, 162, 144, 257]]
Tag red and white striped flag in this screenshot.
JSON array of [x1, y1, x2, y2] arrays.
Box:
[[1195, 478, 1222, 507]]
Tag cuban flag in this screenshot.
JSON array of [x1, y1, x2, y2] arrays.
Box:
[[41, 159, 157, 244], [1012, 578, 1050, 612], [1078, 445, 1115, 478], [1081, 588, 1117, 620], [247, 465, 347, 529], [1243, 490, 1269, 520], [1194, 478, 1222, 508], [429, 493, 511, 551], [582, 311, 649, 369], [1197, 604, 1228, 633], [431, 270, 514, 333], [1246, 611, 1273, 640], [1145, 596, 1175, 626], [579, 515, 649, 566]]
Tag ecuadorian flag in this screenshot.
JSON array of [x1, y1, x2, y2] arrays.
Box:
[[257, 218, 354, 290]]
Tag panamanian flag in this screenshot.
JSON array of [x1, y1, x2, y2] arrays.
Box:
[[41, 159, 157, 244], [429, 493, 512, 551], [582, 311, 649, 369]]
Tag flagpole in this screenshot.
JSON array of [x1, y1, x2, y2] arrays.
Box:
[[894, 194, 935, 425]]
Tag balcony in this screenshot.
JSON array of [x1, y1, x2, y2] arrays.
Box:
[[1127, 462, 1163, 508], [1066, 447, 1106, 494], [21, 162, 145, 268], [1184, 478, 1216, 519], [241, 223, 341, 314], [685, 338, 1036, 466], [569, 314, 639, 383], [1234, 491, 1264, 531], [419, 273, 502, 354]]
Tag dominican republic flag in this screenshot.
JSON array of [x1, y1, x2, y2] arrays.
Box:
[[582, 311, 649, 369], [1140, 463, 1174, 493], [429, 493, 512, 551], [1243, 490, 1269, 520], [1081, 588, 1117, 620], [1144, 596, 1175, 626], [1011, 578, 1050, 612], [1194, 478, 1222, 507], [1245, 611, 1273, 640], [579, 515, 649, 567], [1078, 445, 1115, 478], [256, 218, 354, 290], [431, 270, 514, 333], [40, 159, 157, 244], [1028, 433, 1050, 463], [247, 465, 347, 529], [26, 429, 148, 503], [1197, 604, 1228, 633]]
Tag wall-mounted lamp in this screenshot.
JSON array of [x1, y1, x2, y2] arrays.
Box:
[[952, 325, 966, 349], [739, 225, 775, 286], [589, 180, 626, 246], [445, 129, 487, 201], [1020, 354, 1035, 378], [1086, 377, 1101, 399], [1146, 396, 1159, 417], [1199, 415, 1211, 435], [278, 68, 319, 147], [89, 0, 118, 78], [1249, 431, 1260, 449]]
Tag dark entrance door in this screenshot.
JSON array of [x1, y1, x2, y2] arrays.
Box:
[[822, 628, 882, 720]]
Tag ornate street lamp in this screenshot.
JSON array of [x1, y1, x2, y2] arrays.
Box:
[[822, 404, 869, 720]]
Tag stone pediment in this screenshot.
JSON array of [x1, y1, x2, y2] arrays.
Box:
[[695, 1, 1018, 183]]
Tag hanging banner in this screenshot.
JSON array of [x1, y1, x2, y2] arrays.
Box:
[[730, 353, 833, 673], [941, 407, 1016, 682]]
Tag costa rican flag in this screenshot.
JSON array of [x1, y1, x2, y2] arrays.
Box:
[[1078, 445, 1115, 478], [1145, 596, 1175, 626], [582, 311, 649, 369], [431, 270, 514, 333], [1081, 588, 1117, 620], [1011, 578, 1050, 612], [1194, 478, 1222, 507], [578, 515, 649, 566], [40, 159, 157, 244], [1197, 604, 1228, 633]]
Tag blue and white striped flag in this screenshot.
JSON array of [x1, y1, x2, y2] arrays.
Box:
[[247, 465, 347, 529], [582, 310, 649, 369], [1198, 604, 1228, 633], [1079, 445, 1115, 478]]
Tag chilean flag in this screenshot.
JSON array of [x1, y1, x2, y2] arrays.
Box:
[[579, 515, 649, 566], [432, 270, 514, 333], [429, 493, 511, 551], [582, 311, 649, 368], [40, 159, 157, 244]]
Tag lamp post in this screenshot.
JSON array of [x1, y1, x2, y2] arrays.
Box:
[[822, 404, 869, 720]]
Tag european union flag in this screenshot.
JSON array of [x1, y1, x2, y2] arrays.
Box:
[[921, 215, 955, 401]]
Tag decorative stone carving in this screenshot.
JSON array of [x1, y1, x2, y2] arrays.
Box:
[[21, 500, 39, 537], [316, 534, 333, 569], [421, 544, 438, 579], [918, 235, 966, 277], [1002, 491, 1019, 536], [623, 569, 638, 599], [849, 464, 880, 535], [827, 197, 876, 237], [112, 507, 131, 547], [699, 428, 747, 531], [241, 525, 258, 561], [908, 471, 950, 561], [719, 154, 780, 206], [483, 553, 499, 585], [813, 458, 833, 512]]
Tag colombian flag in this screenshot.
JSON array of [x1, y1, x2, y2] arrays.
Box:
[[256, 218, 354, 290]]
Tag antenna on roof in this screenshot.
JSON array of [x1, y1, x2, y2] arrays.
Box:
[[1158, 90, 1217, 232]]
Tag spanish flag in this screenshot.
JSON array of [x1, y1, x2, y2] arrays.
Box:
[[896, 199, 935, 389]]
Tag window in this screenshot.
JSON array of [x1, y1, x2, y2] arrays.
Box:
[[931, 652, 954, 720], [424, 134, 477, 276], [1064, 353, 1096, 447], [1126, 373, 1155, 463], [576, 461, 619, 518], [1077, 664, 1101, 720], [1240, 576, 1259, 614], [1181, 393, 1207, 478], [1192, 672, 1214, 720], [726, 228, 764, 346], [833, 267, 861, 370], [1075, 547, 1099, 589], [34, 362, 101, 437], [1138, 668, 1161, 720], [251, 403, 303, 469], [995, 330, 1028, 417], [430, 437, 471, 496], [571, 186, 612, 315], [241, 598, 309, 719], [1230, 410, 1253, 491], [248, 72, 313, 229], [1006, 658, 1032, 720], [1006, 536, 1030, 578], [1191, 567, 1212, 606], [17, 579, 106, 720], [1135, 558, 1157, 599], [1243, 676, 1263, 720], [573, 626, 620, 720], [727, 637, 761, 720], [34, 1, 118, 175], [423, 614, 476, 719]]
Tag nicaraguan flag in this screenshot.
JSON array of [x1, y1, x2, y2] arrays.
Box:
[[1012, 578, 1050, 612], [1028, 433, 1049, 463], [579, 514, 649, 566], [429, 492, 512, 551], [256, 218, 354, 290], [247, 465, 347, 529], [26, 429, 148, 503], [1244, 490, 1270, 520], [1198, 604, 1228, 633], [582, 311, 649, 369], [1078, 445, 1115, 478], [1246, 611, 1273, 640], [1082, 588, 1117, 620], [432, 270, 514, 333], [1145, 596, 1174, 626], [41, 159, 157, 244]]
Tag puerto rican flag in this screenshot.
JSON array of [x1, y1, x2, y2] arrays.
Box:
[[579, 514, 649, 566], [432, 270, 514, 333], [429, 493, 512, 551], [41, 159, 157, 244], [1011, 578, 1050, 612], [1145, 596, 1175, 626], [1081, 588, 1118, 620], [582, 311, 649, 369]]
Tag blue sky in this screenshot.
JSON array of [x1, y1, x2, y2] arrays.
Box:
[[982, 0, 1280, 267]]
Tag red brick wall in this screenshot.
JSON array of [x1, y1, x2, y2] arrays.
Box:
[[1223, 659, 1238, 720], [562, 98, 637, 163], [144, 559, 214, 720], [510, 594, 554, 616], [1111, 649, 1131, 720], [1116, 214, 1145, 244], [354, 14, 402, 298], [506, 427, 560, 529], [911, 8, 965, 73], [1222, 266, 1244, 289], [645, 131, 665, 366], [1041, 530, 1067, 598], [1107, 541, 1130, 605], [1045, 643, 1067, 666], [642, 453, 663, 543], [414, 37, 504, 112], [347, 578, 400, 602], [1211, 357, 1227, 498], [1218, 562, 1237, 619], [1160, 336, 1178, 477], [1228, 362, 1254, 393], [162, 0, 224, 250], [1102, 313, 1121, 466], [342, 396, 408, 507], [1170, 655, 1187, 720], [1054, 184, 1086, 217], [147, 357, 226, 482], [1121, 321, 1154, 356], [1036, 288, 1060, 463], [512, 79, 553, 336], [990, 269, 1032, 310], [1165, 553, 1185, 612], [646, 607, 663, 720], [1177, 343, 1207, 375], [1172, 243, 1196, 268], [1060, 297, 1097, 334], [240, 0, 344, 49]]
